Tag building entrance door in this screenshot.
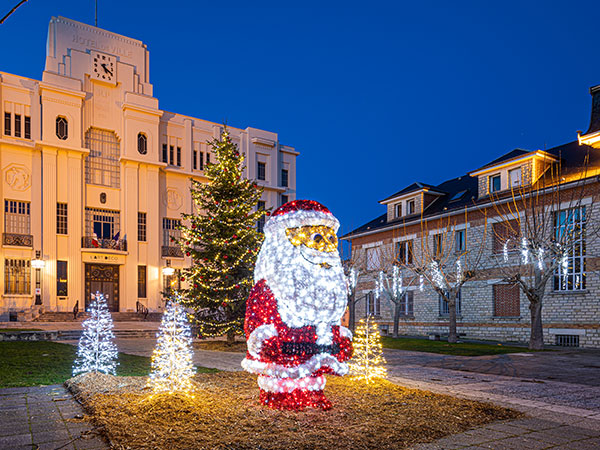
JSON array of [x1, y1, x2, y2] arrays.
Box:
[[84, 264, 120, 311]]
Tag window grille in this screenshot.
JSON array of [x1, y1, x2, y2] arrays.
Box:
[[24, 116, 31, 139], [85, 208, 120, 239], [57, 203, 68, 235], [5, 200, 30, 234], [4, 259, 30, 294], [555, 335, 579, 347], [439, 289, 461, 316], [14, 114, 21, 137], [85, 128, 120, 188], [176, 146, 181, 166], [169, 145, 174, 165], [56, 116, 68, 140], [137, 133, 147, 155], [163, 218, 181, 246], [138, 212, 147, 242], [4, 112, 10, 135], [554, 207, 586, 291]]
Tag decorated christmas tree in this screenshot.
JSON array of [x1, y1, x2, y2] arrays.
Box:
[[348, 316, 387, 383], [72, 292, 118, 376], [178, 127, 265, 344], [147, 295, 196, 394]]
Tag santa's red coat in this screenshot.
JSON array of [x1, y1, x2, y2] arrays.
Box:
[[244, 279, 352, 376]]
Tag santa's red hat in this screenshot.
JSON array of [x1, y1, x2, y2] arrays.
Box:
[[264, 200, 340, 233]]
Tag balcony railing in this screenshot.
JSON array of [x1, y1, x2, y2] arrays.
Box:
[[82, 236, 127, 251], [162, 245, 184, 258], [3, 232, 33, 247]]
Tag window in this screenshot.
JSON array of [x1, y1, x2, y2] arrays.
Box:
[[137, 133, 147, 155], [162, 143, 168, 163], [138, 212, 147, 242], [14, 114, 21, 137], [257, 162, 266, 181], [489, 174, 501, 193], [433, 234, 443, 258], [257, 201, 266, 233], [281, 194, 289, 206], [56, 203, 68, 235], [281, 169, 289, 187], [493, 284, 520, 317], [4, 112, 10, 135], [407, 199, 416, 215], [395, 203, 402, 218], [397, 240, 413, 264], [85, 208, 120, 239], [193, 149, 197, 170], [163, 268, 181, 292], [554, 207, 586, 291], [56, 116, 68, 140], [509, 168, 521, 187], [206, 152, 210, 164], [56, 261, 68, 296], [455, 229, 465, 252], [199, 152, 204, 170], [492, 220, 520, 254], [4, 259, 30, 294], [24, 116, 31, 139], [163, 218, 181, 246], [366, 246, 381, 271], [85, 128, 120, 188], [366, 291, 380, 316], [449, 190, 467, 202], [176, 146, 181, 166], [439, 289, 461, 316], [169, 145, 174, 165], [5, 200, 30, 234], [138, 265, 147, 298], [400, 291, 414, 316]]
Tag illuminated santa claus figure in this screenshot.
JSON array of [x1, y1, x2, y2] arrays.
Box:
[[242, 200, 353, 410]]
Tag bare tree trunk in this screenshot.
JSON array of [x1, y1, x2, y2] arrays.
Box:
[[226, 329, 236, 345], [348, 294, 356, 332], [529, 298, 544, 350], [393, 302, 401, 338], [448, 300, 458, 344]]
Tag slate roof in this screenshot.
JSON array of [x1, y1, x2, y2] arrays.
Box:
[[379, 182, 444, 203], [473, 149, 530, 171], [342, 140, 598, 240]]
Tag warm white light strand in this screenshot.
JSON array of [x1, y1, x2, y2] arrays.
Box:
[[503, 239, 510, 263]]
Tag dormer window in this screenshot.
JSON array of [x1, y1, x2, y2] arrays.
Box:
[[407, 199, 416, 215], [395, 203, 402, 218], [489, 174, 501, 193], [509, 168, 521, 187]]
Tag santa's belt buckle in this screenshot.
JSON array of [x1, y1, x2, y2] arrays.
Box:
[[281, 342, 340, 356]]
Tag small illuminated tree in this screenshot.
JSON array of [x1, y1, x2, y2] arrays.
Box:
[[147, 295, 196, 394], [348, 316, 387, 383], [72, 292, 118, 376], [375, 266, 419, 338]]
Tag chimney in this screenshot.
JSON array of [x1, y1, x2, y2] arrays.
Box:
[[584, 84, 600, 135]]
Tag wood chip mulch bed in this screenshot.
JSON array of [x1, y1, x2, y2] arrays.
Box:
[[65, 372, 520, 450]]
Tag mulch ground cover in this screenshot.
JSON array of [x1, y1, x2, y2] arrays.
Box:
[[65, 372, 520, 450]]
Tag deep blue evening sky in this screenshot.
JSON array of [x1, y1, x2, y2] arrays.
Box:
[[2, 0, 600, 253]]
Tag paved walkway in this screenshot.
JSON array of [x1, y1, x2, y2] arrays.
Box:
[[0, 385, 106, 450], [0, 321, 160, 331]]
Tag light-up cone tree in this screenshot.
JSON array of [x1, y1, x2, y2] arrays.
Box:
[[147, 295, 196, 394], [348, 316, 387, 383], [72, 292, 118, 376], [178, 127, 266, 344]]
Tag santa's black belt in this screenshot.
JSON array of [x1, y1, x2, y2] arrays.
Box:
[[281, 342, 340, 356]]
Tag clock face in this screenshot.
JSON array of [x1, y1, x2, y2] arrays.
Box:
[[91, 52, 116, 84]]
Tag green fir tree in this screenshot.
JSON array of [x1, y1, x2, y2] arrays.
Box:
[[178, 127, 266, 344]]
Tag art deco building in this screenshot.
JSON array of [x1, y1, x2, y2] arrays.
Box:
[[0, 17, 297, 319]]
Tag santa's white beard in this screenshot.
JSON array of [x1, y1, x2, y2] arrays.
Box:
[[254, 230, 348, 345]]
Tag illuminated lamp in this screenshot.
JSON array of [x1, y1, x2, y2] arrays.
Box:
[[162, 259, 175, 276]]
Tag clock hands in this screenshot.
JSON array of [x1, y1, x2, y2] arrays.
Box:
[[100, 63, 113, 77]]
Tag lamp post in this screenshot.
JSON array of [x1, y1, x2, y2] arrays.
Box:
[[31, 250, 45, 305]]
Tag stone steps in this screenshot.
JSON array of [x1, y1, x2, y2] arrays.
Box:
[[34, 312, 162, 322], [0, 328, 158, 341]]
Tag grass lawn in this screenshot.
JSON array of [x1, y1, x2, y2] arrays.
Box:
[[0, 341, 216, 388], [381, 336, 536, 356]]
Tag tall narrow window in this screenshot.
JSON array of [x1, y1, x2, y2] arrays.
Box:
[[397, 240, 413, 264], [138, 212, 147, 242], [162, 218, 181, 246], [193, 149, 198, 170], [56, 261, 68, 296], [439, 289, 461, 315], [85, 128, 120, 187], [206, 153, 210, 164], [509, 168, 521, 187], [366, 291, 380, 316], [199, 152, 204, 170], [4, 112, 11, 135], [407, 199, 415, 214], [400, 291, 414, 316], [56, 116, 68, 140], [281, 169, 289, 187], [257, 201, 266, 233], [137, 133, 147, 155], [4, 259, 30, 294], [257, 162, 266, 181], [138, 265, 147, 298], [56, 203, 68, 235], [554, 207, 586, 291], [395, 203, 402, 217], [489, 174, 501, 193], [14, 114, 21, 137], [169, 145, 174, 165], [366, 246, 381, 271], [281, 194, 289, 206], [24, 116, 31, 139], [5, 200, 31, 235], [455, 229, 465, 252], [433, 234, 443, 258], [176, 146, 181, 166], [162, 143, 168, 163]]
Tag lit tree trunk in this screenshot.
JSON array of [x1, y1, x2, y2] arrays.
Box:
[[392, 301, 401, 338], [448, 295, 458, 344], [348, 294, 356, 332], [526, 268, 545, 350]]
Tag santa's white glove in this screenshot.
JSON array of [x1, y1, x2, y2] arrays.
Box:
[[246, 324, 278, 359]]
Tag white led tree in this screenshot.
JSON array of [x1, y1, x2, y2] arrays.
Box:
[[72, 292, 118, 376], [376, 266, 419, 338], [147, 296, 196, 394]]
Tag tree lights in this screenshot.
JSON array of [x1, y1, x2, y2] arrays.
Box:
[[72, 292, 118, 376], [348, 316, 387, 384], [147, 296, 196, 395], [242, 200, 353, 410]]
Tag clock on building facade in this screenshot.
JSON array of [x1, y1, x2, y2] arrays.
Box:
[[91, 51, 116, 84]]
